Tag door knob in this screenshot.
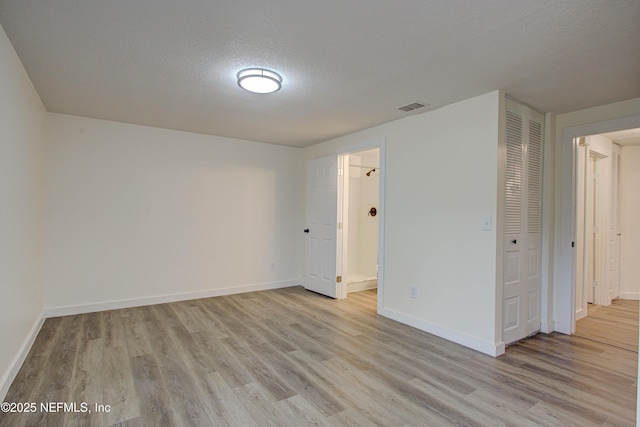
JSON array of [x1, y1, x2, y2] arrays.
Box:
[[304, 229, 309, 234], [512, 239, 517, 244]]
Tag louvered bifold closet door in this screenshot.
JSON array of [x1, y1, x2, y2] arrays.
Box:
[[524, 114, 544, 336], [502, 98, 544, 345], [505, 111, 523, 237], [527, 120, 543, 236]]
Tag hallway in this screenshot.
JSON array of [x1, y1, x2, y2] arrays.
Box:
[[576, 299, 639, 352]]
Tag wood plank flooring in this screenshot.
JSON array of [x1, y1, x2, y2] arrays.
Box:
[[1, 287, 637, 426], [575, 299, 639, 352]]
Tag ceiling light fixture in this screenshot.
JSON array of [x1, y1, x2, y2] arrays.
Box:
[[237, 68, 282, 94]]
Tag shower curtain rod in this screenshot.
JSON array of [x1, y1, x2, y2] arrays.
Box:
[[349, 164, 379, 169]]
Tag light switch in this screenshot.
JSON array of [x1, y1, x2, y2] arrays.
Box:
[[482, 216, 492, 231]]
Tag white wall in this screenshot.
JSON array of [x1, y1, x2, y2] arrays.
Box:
[[0, 24, 46, 400], [357, 149, 380, 278], [306, 91, 501, 355], [620, 146, 640, 300], [45, 114, 304, 314], [346, 159, 361, 277]]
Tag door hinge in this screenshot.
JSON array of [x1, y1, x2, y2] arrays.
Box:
[[336, 276, 342, 283], [571, 241, 575, 248]]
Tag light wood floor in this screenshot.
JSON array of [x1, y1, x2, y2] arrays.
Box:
[[1, 287, 637, 426], [575, 299, 639, 352]]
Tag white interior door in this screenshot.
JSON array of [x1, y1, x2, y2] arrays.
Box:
[[608, 144, 621, 300], [523, 115, 543, 337], [585, 155, 597, 304], [581, 147, 612, 307], [305, 155, 339, 298], [502, 99, 543, 344]]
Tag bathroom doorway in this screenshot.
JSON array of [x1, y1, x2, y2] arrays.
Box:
[[340, 148, 380, 297]]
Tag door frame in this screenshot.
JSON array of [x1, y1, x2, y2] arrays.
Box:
[[609, 144, 621, 301], [556, 114, 640, 334], [337, 137, 386, 314], [576, 144, 610, 320], [585, 150, 608, 306]]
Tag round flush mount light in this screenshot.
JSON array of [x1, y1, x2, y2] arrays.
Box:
[[237, 68, 282, 94]]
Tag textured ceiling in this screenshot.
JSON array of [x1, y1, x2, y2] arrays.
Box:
[[0, 1, 639, 147], [601, 128, 640, 146]]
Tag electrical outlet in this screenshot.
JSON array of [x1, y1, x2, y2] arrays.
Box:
[[409, 286, 418, 299], [270, 262, 276, 271]]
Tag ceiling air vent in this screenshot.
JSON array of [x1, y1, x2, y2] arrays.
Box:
[[398, 102, 427, 112]]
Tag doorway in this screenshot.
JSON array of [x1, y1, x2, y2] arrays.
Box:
[[575, 138, 610, 321], [573, 130, 639, 350], [585, 153, 600, 306], [556, 115, 640, 335], [341, 148, 380, 297], [304, 137, 386, 313]]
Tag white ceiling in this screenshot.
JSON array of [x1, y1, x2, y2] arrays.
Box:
[[0, 1, 639, 147], [601, 128, 640, 146]]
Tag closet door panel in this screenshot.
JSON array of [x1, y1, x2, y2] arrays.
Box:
[[502, 98, 543, 344]]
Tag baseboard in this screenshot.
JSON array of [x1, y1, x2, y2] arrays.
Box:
[[554, 321, 570, 335], [380, 308, 505, 357], [44, 279, 301, 318], [540, 322, 555, 334], [347, 279, 378, 293], [0, 312, 45, 402], [619, 292, 640, 301]]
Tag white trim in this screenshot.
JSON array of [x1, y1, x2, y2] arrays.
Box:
[[0, 313, 45, 401], [347, 279, 378, 293], [495, 92, 506, 344], [620, 292, 640, 301], [337, 154, 348, 299], [44, 280, 301, 318], [540, 112, 556, 341], [337, 137, 386, 156], [381, 308, 505, 357], [557, 114, 640, 335], [337, 137, 386, 315], [553, 321, 564, 331], [540, 322, 555, 334]]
